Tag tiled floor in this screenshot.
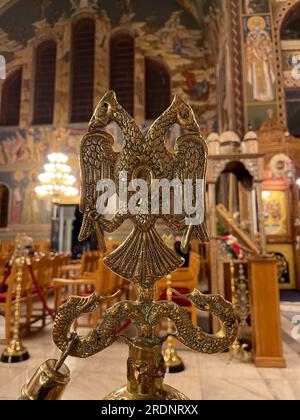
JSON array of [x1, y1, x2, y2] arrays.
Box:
[[0, 302, 299, 400]]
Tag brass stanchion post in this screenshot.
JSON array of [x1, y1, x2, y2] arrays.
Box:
[[228, 260, 248, 363], [1, 234, 30, 363], [163, 273, 185, 373]]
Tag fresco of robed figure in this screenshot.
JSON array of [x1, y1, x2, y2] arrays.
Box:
[[246, 16, 276, 102]]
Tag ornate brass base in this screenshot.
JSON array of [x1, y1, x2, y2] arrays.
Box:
[[1, 339, 30, 364], [104, 384, 189, 400], [229, 339, 249, 363], [104, 342, 189, 400]]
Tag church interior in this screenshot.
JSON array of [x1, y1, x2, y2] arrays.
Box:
[[0, 0, 300, 401]]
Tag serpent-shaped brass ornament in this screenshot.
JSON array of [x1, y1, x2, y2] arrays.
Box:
[[52, 91, 238, 400]]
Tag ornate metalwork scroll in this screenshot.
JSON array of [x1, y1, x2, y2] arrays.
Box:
[[51, 91, 238, 400]]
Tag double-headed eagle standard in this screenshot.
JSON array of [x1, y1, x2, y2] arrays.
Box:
[[52, 91, 238, 400], [78, 90, 209, 283]]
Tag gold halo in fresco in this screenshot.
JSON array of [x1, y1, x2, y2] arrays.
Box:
[[247, 16, 266, 31], [13, 170, 24, 182]]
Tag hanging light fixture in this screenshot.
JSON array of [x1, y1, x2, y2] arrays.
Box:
[[35, 153, 79, 202]]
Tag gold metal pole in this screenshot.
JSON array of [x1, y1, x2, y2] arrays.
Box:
[[163, 273, 185, 374], [230, 260, 237, 307], [1, 234, 30, 363], [228, 260, 249, 363]]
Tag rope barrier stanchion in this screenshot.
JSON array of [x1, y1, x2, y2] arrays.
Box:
[[1, 234, 30, 364], [1, 234, 56, 363]]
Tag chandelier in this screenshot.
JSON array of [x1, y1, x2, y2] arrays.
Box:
[[35, 153, 79, 202]]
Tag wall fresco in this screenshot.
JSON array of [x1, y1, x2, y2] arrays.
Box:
[[0, 127, 81, 168], [244, 15, 275, 102], [0, 0, 222, 126], [0, 169, 51, 225], [0, 125, 82, 234], [243, 0, 270, 15], [241, 0, 279, 130], [282, 49, 300, 89], [0, 0, 225, 236]]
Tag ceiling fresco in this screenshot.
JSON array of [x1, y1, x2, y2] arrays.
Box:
[[0, 0, 211, 45]]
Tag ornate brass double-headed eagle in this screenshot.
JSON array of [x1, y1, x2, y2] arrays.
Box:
[[53, 91, 237, 378], [78, 90, 209, 285]]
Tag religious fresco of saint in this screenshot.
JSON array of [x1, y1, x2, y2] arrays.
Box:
[[282, 50, 300, 89], [266, 243, 296, 288], [247, 103, 278, 130], [0, 130, 31, 167], [262, 190, 288, 236], [0, 170, 51, 226], [244, 15, 276, 103], [0, 126, 81, 229], [0, 127, 81, 169]]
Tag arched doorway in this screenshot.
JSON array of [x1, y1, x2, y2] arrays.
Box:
[[216, 161, 256, 236]]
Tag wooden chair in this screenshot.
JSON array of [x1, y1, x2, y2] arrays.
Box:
[[77, 251, 100, 277], [0, 257, 7, 277], [155, 252, 201, 325], [50, 253, 68, 278], [34, 240, 51, 253], [54, 251, 101, 308], [53, 252, 99, 310], [0, 242, 12, 268], [189, 252, 202, 283], [59, 251, 97, 279], [53, 256, 126, 327], [28, 255, 55, 327]]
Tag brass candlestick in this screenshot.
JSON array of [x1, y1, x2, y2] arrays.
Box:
[[1, 234, 30, 364], [228, 260, 249, 363], [235, 263, 251, 349], [163, 274, 185, 374], [21, 91, 238, 400], [161, 234, 184, 374]]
